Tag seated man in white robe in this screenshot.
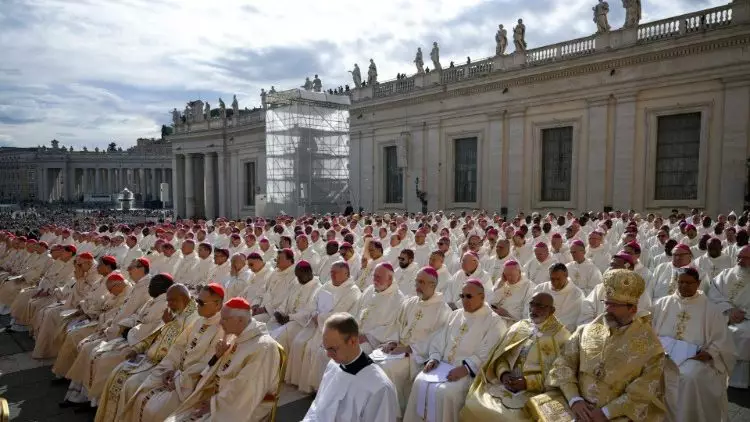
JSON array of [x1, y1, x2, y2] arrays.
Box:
[[653, 266, 735, 422], [394, 249, 420, 297], [429, 250, 454, 294], [694, 237, 732, 282], [221, 253, 251, 299], [584, 230, 610, 273], [356, 240, 385, 291], [403, 280, 507, 422], [376, 267, 452, 411], [295, 261, 362, 393], [240, 252, 271, 306], [489, 260, 534, 323], [303, 312, 400, 422], [252, 248, 296, 323], [481, 239, 511, 283], [164, 297, 282, 422], [524, 242, 557, 285], [530, 263, 584, 332], [707, 245, 750, 388], [579, 252, 652, 325], [316, 240, 340, 284], [549, 233, 573, 265], [444, 252, 491, 310], [354, 262, 405, 354], [565, 240, 603, 296], [652, 243, 706, 300], [623, 241, 653, 287], [268, 260, 321, 350]]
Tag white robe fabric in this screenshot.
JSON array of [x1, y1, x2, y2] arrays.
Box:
[[354, 283, 405, 353], [524, 257, 556, 285], [653, 292, 735, 422], [255, 265, 296, 323], [530, 280, 584, 332], [489, 277, 534, 322], [394, 262, 421, 297], [241, 265, 272, 306], [303, 358, 400, 422], [652, 263, 709, 301], [443, 269, 492, 307], [579, 281, 652, 325], [221, 268, 252, 299], [694, 253, 732, 282], [566, 259, 603, 296], [403, 304, 506, 422]]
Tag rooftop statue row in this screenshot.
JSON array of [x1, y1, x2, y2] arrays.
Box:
[[347, 0, 642, 88]]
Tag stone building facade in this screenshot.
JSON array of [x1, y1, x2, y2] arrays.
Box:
[[348, 1, 750, 216], [0, 139, 172, 204]]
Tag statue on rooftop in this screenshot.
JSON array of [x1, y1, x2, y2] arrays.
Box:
[[232, 95, 239, 117], [349, 64, 362, 88], [622, 0, 641, 29], [513, 19, 527, 53], [367, 59, 378, 85], [204, 102, 210, 118], [171, 108, 180, 126], [593, 0, 611, 33], [219, 98, 226, 120], [83, 146, 88, 152], [303, 77, 313, 90], [269, 86, 276, 94], [184, 104, 191, 123], [414, 47, 425, 74], [261, 88, 267, 109], [495, 24, 508, 56], [430, 42, 442, 71], [313, 74, 322, 92]]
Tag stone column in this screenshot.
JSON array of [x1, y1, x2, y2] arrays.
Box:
[[204, 153, 216, 220], [64, 164, 73, 201], [120, 168, 128, 190], [152, 168, 160, 202], [139, 168, 146, 198], [612, 94, 637, 211], [93, 168, 101, 193], [172, 156, 182, 213], [37, 167, 46, 201], [109, 168, 116, 193], [80, 168, 88, 196], [586, 97, 609, 211], [217, 152, 227, 218], [486, 114, 503, 211], [720, 80, 750, 213], [506, 109, 526, 214], [185, 154, 195, 218]]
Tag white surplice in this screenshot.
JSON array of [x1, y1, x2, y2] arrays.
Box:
[[354, 283, 405, 354], [394, 262, 420, 297], [524, 257, 557, 285], [489, 276, 534, 322], [303, 356, 400, 422], [653, 292, 736, 422], [254, 265, 296, 324], [566, 258, 603, 296]]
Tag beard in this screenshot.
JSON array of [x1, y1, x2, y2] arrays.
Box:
[[399, 261, 410, 269]]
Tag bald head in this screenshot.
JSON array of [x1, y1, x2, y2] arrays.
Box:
[[738, 245, 750, 269], [529, 292, 555, 324], [166, 283, 191, 313]]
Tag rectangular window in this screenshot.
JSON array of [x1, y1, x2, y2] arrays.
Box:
[[384, 146, 403, 203], [245, 162, 256, 206], [454, 137, 478, 203], [655, 113, 701, 200], [541, 126, 573, 202]]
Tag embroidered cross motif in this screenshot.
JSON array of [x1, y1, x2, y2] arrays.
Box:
[[675, 310, 690, 340], [403, 309, 423, 342], [668, 273, 679, 295], [447, 322, 469, 362]]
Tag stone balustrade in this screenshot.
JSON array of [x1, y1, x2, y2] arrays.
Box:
[[352, 2, 738, 103], [174, 109, 265, 134], [638, 5, 732, 43]]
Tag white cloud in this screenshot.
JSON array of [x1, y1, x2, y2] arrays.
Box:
[[0, 0, 728, 149]]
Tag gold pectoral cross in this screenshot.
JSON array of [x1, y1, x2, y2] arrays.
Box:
[[447, 322, 469, 362]]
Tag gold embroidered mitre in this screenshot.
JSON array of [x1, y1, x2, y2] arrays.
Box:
[[602, 269, 644, 305]]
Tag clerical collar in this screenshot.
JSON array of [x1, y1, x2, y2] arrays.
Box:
[[339, 351, 373, 375]]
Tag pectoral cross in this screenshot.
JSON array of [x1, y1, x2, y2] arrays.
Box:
[[403, 309, 423, 342], [668, 272, 679, 295], [447, 322, 469, 362]]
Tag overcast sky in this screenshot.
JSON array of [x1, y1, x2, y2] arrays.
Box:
[[0, 0, 726, 150]]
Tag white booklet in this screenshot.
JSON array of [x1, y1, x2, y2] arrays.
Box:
[[317, 290, 334, 314], [370, 349, 406, 362], [659, 336, 699, 366]]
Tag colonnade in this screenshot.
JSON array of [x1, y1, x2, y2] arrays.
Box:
[[37, 165, 172, 203], [172, 152, 227, 219]]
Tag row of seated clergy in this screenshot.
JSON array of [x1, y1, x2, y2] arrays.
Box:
[[459, 268, 735, 422]]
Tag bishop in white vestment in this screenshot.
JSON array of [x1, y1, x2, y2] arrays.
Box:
[[530, 263, 584, 332], [653, 267, 735, 422], [353, 262, 405, 354], [403, 280, 506, 422], [489, 260, 534, 323]]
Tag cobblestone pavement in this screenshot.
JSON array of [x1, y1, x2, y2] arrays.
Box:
[[0, 313, 748, 421]]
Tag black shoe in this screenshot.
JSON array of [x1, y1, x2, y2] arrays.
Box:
[[58, 400, 85, 409], [73, 404, 95, 414], [50, 377, 69, 386]]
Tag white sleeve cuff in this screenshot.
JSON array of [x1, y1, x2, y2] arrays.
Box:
[[568, 396, 584, 407], [602, 406, 610, 419]]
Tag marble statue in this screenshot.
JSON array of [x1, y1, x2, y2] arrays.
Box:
[[367, 59, 378, 85], [303, 77, 313, 90], [349, 64, 362, 88], [204, 102, 210, 119], [622, 0, 641, 28], [513, 19, 527, 53], [260, 88, 267, 109], [183, 105, 191, 122], [171, 108, 180, 126], [430, 42, 442, 71], [495, 24, 508, 56], [313, 74, 322, 92], [231, 95, 239, 116], [593, 0, 611, 33], [414, 47, 425, 74], [269, 86, 277, 94], [83, 147, 88, 152], [218, 98, 226, 120]]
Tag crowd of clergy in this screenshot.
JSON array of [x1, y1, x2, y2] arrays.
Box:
[[0, 207, 747, 422]]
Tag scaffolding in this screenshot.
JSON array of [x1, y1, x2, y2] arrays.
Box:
[[264, 89, 351, 216]]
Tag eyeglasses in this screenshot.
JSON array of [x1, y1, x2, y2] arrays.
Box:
[[528, 301, 551, 309], [196, 298, 219, 307], [459, 293, 480, 299]]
